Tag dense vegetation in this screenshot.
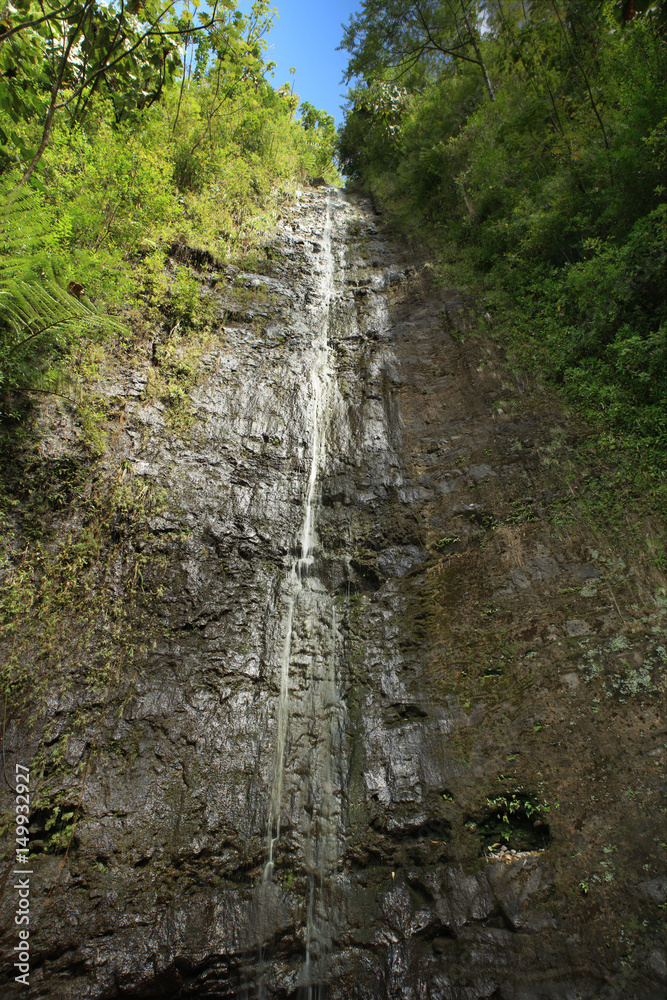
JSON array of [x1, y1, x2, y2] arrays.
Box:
[[0, 0, 338, 403], [338, 0, 667, 513]]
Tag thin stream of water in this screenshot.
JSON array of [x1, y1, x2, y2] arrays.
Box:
[[263, 192, 335, 880], [257, 191, 340, 997]]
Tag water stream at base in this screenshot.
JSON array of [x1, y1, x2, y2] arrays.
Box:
[[255, 190, 343, 998]]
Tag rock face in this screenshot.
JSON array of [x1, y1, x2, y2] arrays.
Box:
[[1, 187, 665, 1000]]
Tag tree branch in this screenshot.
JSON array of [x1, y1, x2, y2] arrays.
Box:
[[461, 0, 495, 100], [549, 0, 610, 153], [16, 0, 95, 187], [0, 0, 78, 43]]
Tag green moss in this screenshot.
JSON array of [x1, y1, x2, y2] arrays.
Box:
[[0, 446, 169, 814]]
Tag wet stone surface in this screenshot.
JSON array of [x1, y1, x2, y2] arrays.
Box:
[[0, 187, 665, 999]]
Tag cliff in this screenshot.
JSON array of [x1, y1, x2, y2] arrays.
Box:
[[0, 186, 664, 999]]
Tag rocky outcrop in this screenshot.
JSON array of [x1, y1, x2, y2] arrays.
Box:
[[0, 187, 664, 999]]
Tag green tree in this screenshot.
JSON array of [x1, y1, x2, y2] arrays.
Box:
[[337, 78, 409, 182], [339, 0, 495, 100], [337, 0, 667, 481], [0, 0, 340, 406], [0, 0, 275, 186], [298, 101, 337, 175]]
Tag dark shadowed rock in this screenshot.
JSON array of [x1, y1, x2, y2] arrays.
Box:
[[0, 187, 664, 1000]]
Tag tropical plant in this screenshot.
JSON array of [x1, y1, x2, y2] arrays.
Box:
[[337, 0, 667, 485], [0, 0, 276, 186], [0, 179, 122, 402], [339, 0, 495, 100]]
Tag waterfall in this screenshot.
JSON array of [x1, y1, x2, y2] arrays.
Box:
[[2, 181, 626, 1000], [258, 190, 343, 996]]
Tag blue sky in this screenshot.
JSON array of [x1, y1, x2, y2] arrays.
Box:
[[258, 1, 360, 127]]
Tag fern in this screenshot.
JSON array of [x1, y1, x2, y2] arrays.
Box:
[[0, 178, 123, 400]]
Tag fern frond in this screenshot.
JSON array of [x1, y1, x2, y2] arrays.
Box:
[[2, 279, 108, 347], [0, 177, 125, 395]]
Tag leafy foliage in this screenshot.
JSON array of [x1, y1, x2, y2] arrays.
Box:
[[339, 0, 495, 99], [0, 181, 122, 400], [298, 101, 337, 177], [0, 0, 339, 403], [0, 0, 281, 185], [338, 0, 667, 491]]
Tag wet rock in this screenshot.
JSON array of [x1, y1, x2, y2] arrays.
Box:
[[649, 949, 667, 980], [571, 563, 601, 579], [468, 463, 496, 480], [377, 545, 426, 578], [0, 185, 660, 1000], [636, 878, 667, 904], [566, 619, 591, 636]]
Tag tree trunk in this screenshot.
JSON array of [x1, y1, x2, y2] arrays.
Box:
[[462, 2, 495, 101]]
